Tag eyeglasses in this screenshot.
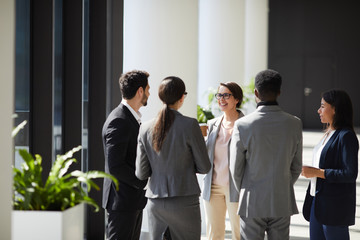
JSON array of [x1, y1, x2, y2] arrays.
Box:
[[215, 93, 232, 100]]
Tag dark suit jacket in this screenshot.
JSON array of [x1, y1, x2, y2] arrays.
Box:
[[303, 128, 359, 226], [102, 103, 147, 211]]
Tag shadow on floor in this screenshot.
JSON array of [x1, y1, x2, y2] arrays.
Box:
[[264, 236, 309, 240]]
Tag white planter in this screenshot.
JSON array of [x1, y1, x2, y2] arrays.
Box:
[[12, 203, 84, 240]]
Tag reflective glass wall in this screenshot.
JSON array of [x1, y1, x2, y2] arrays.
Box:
[[14, 0, 123, 238], [82, 0, 89, 173], [14, 0, 30, 168], [53, 0, 63, 159]]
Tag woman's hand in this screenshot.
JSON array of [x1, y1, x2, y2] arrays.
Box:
[[301, 166, 326, 179]]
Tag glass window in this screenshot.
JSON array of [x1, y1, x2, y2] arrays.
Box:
[[14, 0, 30, 168], [82, 0, 89, 172], [53, 0, 63, 160]]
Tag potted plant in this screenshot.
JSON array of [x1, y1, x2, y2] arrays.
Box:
[[11, 121, 119, 240], [197, 105, 214, 136], [197, 88, 216, 136]]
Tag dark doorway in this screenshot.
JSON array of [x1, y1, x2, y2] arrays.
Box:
[[268, 0, 360, 129]]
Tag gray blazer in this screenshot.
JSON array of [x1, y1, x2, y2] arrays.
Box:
[[229, 105, 302, 218], [203, 112, 244, 202], [136, 110, 211, 198]]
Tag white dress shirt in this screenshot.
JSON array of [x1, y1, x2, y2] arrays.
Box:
[[122, 100, 142, 125], [310, 130, 335, 196]]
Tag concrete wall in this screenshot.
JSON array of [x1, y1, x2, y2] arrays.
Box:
[[0, 0, 15, 239], [124, 0, 199, 121]]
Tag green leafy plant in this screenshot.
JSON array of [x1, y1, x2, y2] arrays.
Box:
[[197, 105, 215, 124], [13, 146, 118, 212], [242, 78, 255, 106], [12, 122, 118, 212], [197, 87, 217, 123]]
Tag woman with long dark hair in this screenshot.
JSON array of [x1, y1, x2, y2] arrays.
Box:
[[302, 89, 359, 239], [135, 76, 211, 240]]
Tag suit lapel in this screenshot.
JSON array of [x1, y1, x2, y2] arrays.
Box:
[[227, 111, 244, 162], [208, 116, 223, 147], [316, 129, 340, 192], [319, 129, 340, 167], [207, 117, 223, 164]]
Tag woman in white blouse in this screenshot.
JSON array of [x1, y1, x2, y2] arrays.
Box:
[[302, 89, 359, 240], [202, 82, 244, 240]]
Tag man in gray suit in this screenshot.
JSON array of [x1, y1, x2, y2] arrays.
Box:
[[229, 69, 302, 240]]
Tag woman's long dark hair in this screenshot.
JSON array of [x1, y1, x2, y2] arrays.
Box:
[[152, 76, 186, 152], [322, 89, 354, 131]]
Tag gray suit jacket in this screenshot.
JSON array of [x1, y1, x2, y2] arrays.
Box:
[[203, 112, 244, 202], [229, 105, 302, 218], [136, 110, 211, 198]]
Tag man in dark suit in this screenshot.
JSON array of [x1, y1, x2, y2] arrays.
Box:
[[102, 70, 150, 240]]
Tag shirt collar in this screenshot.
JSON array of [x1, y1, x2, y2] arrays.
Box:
[[256, 101, 278, 108], [121, 100, 142, 124]]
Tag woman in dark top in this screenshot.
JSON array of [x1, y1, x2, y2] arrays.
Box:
[[302, 89, 359, 240]]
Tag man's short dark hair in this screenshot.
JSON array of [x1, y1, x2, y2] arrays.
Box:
[[119, 70, 149, 99], [255, 69, 282, 99]]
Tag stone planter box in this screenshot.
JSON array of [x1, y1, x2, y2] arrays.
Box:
[[12, 203, 84, 240]]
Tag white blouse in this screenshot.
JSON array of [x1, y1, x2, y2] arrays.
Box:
[[310, 130, 335, 196], [212, 122, 233, 186]]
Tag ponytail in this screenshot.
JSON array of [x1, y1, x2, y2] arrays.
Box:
[[152, 104, 175, 152], [152, 76, 186, 152]]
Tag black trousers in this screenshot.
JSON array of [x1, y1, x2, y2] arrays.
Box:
[[163, 227, 172, 240], [105, 209, 143, 240]]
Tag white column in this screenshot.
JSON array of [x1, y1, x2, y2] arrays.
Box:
[[124, 0, 199, 121], [198, 0, 246, 110], [124, 1, 199, 237], [244, 0, 269, 84], [0, 0, 14, 239], [197, 2, 247, 234]]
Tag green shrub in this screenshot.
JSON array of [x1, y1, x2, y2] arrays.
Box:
[[13, 145, 118, 212]]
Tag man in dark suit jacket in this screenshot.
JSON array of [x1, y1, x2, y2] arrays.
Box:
[[102, 70, 150, 240]]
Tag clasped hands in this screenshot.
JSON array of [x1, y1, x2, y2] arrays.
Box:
[[301, 166, 326, 179]]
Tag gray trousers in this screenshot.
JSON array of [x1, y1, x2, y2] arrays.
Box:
[[148, 195, 201, 240], [240, 216, 290, 240]]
